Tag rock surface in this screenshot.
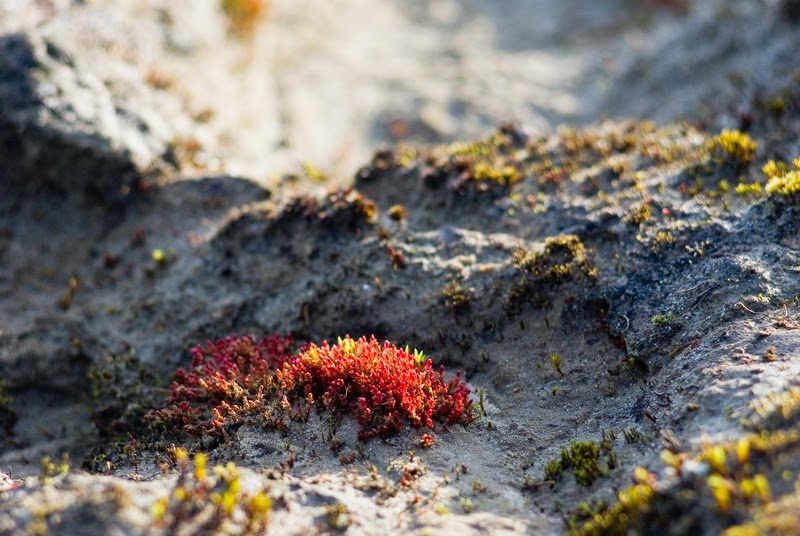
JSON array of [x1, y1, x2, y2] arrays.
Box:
[[3, 1, 800, 535]]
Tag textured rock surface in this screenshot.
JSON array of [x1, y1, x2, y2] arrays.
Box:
[[0, 30, 179, 198], [3, 1, 800, 535]]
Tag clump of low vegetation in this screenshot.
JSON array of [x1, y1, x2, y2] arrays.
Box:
[[653, 230, 675, 250], [151, 448, 271, 535], [736, 181, 762, 198], [569, 387, 800, 535], [764, 158, 800, 197], [518, 235, 597, 281], [387, 204, 407, 222], [324, 502, 352, 530], [273, 189, 377, 233], [87, 350, 157, 439], [417, 128, 526, 193], [545, 437, 617, 487], [507, 234, 597, 313], [39, 454, 70, 482], [470, 161, 520, 186], [147, 334, 474, 442], [567, 467, 657, 535], [442, 280, 472, 310], [287, 336, 475, 439], [710, 129, 758, 166], [624, 200, 652, 226], [477, 123, 700, 191], [146, 334, 296, 437], [651, 312, 673, 326]]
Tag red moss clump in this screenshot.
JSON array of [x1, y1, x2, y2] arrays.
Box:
[[287, 336, 473, 439], [147, 335, 474, 441], [147, 334, 296, 436]]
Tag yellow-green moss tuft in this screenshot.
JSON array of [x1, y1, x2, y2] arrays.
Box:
[[764, 158, 800, 197], [711, 130, 758, 165]]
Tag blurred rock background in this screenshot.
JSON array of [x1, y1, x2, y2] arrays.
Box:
[[7, 0, 796, 189]]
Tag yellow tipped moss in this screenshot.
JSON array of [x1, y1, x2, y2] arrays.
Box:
[[703, 444, 728, 474], [711, 130, 757, 165], [153, 454, 271, 533], [193, 453, 207, 480], [708, 474, 733, 513], [736, 182, 762, 197], [471, 161, 521, 185], [568, 470, 657, 536], [764, 158, 800, 197]]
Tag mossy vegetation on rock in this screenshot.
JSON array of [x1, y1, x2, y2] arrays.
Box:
[[145, 334, 474, 443], [6, 112, 800, 535], [4, 2, 800, 531], [544, 437, 618, 487]]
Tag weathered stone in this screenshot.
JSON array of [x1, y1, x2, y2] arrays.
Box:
[[0, 31, 175, 199]]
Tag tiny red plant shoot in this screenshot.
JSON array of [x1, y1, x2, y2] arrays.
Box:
[[148, 335, 474, 441]]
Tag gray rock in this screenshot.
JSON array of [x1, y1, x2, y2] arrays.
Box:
[[0, 31, 175, 199]]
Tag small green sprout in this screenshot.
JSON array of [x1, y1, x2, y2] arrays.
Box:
[[550, 353, 564, 377], [651, 312, 673, 326], [151, 248, 177, 266], [473, 387, 488, 418], [58, 276, 79, 310], [685, 240, 710, 257]]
